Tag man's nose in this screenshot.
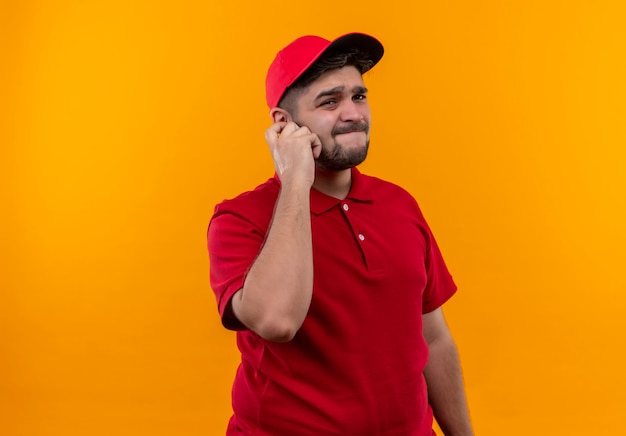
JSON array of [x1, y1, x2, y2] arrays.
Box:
[[339, 100, 364, 122]]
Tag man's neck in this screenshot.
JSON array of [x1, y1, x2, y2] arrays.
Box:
[[312, 168, 352, 200]]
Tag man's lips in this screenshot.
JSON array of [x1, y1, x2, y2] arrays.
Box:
[[336, 130, 365, 135], [332, 122, 369, 136]]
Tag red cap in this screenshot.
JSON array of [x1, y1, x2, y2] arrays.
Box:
[[265, 32, 384, 109]]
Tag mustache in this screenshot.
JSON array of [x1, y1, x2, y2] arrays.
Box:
[[332, 121, 369, 136]]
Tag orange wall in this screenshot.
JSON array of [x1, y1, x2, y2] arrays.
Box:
[[2, 1, 625, 435]]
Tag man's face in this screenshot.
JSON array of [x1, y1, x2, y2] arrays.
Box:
[[292, 66, 371, 171]]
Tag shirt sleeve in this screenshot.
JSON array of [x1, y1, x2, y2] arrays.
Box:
[[416, 207, 458, 314], [207, 205, 267, 330]]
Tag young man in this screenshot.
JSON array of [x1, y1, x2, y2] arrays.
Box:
[[208, 32, 473, 436]]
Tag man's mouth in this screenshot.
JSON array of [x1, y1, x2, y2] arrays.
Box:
[[332, 122, 368, 136]]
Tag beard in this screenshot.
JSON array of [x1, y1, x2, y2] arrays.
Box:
[[311, 120, 371, 171], [315, 139, 369, 171]]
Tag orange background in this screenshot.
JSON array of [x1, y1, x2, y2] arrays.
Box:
[[2, 1, 625, 435]]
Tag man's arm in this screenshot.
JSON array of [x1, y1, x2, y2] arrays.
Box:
[[423, 308, 474, 436], [230, 121, 322, 343]]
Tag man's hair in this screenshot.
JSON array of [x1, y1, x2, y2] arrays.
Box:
[[278, 48, 374, 115]]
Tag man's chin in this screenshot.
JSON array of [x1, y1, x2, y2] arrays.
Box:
[[316, 148, 369, 171], [335, 135, 369, 150]]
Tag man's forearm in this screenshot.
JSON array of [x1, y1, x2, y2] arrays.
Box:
[[232, 181, 313, 342], [424, 334, 473, 436]]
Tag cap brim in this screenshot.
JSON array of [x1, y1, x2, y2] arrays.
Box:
[[324, 32, 385, 74]]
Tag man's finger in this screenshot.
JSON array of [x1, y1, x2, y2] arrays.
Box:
[[265, 122, 287, 143], [309, 134, 322, 160], [291, 125, 312, 137], [279, 121, 300, 137]]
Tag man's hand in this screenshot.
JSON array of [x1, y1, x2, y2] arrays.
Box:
[[265, 121, 322, 187]]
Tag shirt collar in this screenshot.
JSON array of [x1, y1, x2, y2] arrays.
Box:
[[310, 167, 373, 215], [272, 168, 373, 215]]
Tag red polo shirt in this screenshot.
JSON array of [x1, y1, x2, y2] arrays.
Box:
[[208, 168, 457, 436]]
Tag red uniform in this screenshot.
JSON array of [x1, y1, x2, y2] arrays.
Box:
[[208, 168, 457, 435]]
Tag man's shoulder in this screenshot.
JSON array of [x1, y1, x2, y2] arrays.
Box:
[[213, 176, 280, 219], [357, 171, 417, 202]]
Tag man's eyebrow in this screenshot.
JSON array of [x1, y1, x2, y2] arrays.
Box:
[[314, 86, 344, 101], [314, 86, 369, 100]]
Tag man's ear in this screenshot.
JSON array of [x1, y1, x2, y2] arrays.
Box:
[[269, 108, 292, 124]]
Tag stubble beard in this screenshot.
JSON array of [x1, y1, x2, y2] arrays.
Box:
[[315, 139, 370, 171], [310, 120, 371, 171]]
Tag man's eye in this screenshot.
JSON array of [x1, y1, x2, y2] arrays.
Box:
[[354, 94, 367, 101], [320, 99, 336, 106]]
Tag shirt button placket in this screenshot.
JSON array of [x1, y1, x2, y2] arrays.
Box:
[[342, 202, 364, 243]]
